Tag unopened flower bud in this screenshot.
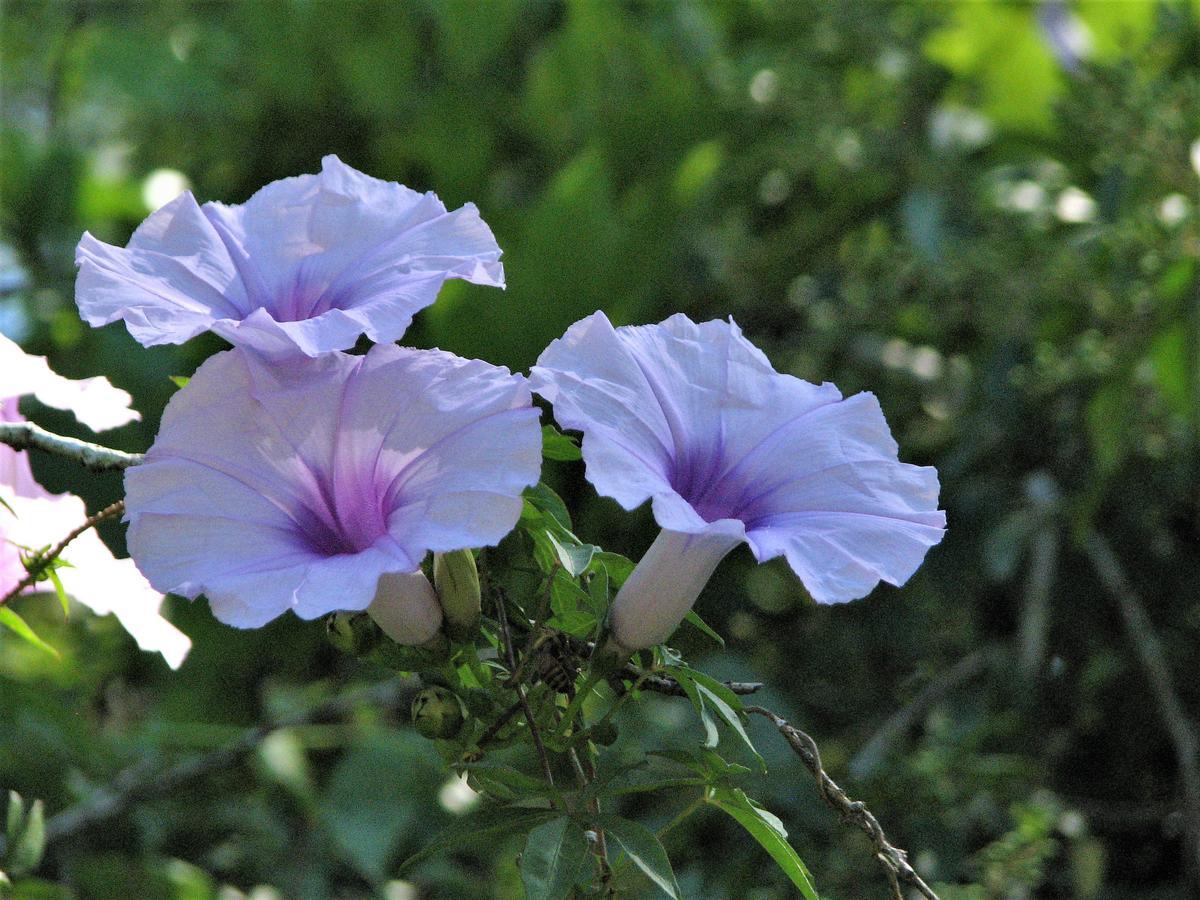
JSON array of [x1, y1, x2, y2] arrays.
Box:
[[411, 686, 467, 740], [433, 550, 481, 640], [325, 611, 380, 657]]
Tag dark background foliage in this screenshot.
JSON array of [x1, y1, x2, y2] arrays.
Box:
[[3, 1, 1199, 897]]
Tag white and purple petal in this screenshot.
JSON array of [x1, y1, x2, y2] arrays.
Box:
[[76, 155, 504, 357], [531, 311, 945, 652], [124, 344, 541, 633]]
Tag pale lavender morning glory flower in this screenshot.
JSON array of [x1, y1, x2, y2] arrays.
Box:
[[75, 155, 504, 358], [0, 334, 190, 668], [530, 312, 946, 653], [124, 343, 541, 640]]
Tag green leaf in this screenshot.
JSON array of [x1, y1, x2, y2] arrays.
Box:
[[521, 816, 589, 900], [597, 814, 682, 899], [6, 791, 24, 841], [47, 568, 70, 619], [586, 566, 609, 620], [684, 609, 724, 648], [523, 483, 572, 531], [667, 666, 763, 768], [541, 424, 582, 462], [689, 673, 763, 769], [400, 805, 558, 873], [587, 551, 634, 588], [545, 531, 596, 577], [6, 796, 45, 877], [459, 764, 561, 803], [0, 495, 14, 516], [668, 666, 719, 748], [169, 375, 190, 389], [709, 787, 818, 900], [0, 608, 60, 659]]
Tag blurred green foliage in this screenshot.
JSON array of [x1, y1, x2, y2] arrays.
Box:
[[3, 0, 1200, 897]]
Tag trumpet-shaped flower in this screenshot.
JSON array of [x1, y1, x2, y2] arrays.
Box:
[[530, 312, 945, 653], [75, 155, 504, 358], [0, 335, 190, 668], [124, 344, 541, 639]]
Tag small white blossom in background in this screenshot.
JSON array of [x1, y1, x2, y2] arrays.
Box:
[[1158, 193, 1189, 227], [930, 106, 993, 152], [1055, 187, 1097, 224], [437, 773, 480, 815], [749, 68, 778, 105], [384, 881, 419, 900], [141, 168, 191, 212]]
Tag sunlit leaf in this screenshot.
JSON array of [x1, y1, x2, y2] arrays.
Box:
[[541, 424, 582, 462], [47, 568, 70, 619], [5, 795, 45, 877], [709, 787, 818, 900], [0, 608, 60, 659], [596, 814, 682, 900], [683, 609, 724, 648]]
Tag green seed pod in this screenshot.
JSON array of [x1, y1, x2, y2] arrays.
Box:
[[325, 612, 380, 657], [433, 550, 481, 640], [411, 686, 467, 740], [589, 720, 619, 746]]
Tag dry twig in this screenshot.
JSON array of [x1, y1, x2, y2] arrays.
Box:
[[746, 705, 939, 900]]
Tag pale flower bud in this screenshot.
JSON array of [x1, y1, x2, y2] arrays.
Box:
[[367, 571, 444, 646], [607, 529, 741, 656]]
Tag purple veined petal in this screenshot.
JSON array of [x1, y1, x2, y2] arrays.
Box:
[[0, 334, 139, 432], [75, 155, 505, 358], [534, 311, 946, 653], [125, 343, 542, 634]]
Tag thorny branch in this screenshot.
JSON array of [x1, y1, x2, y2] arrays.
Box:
[[0, 422, 142, 472], [746, 705, 940, 900], [0, 500, 126, 609]]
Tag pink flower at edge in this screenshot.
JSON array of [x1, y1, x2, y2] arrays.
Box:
[[0, 334, 191, 668], [75, 155, 504, 358]]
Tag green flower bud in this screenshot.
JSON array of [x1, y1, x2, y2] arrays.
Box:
[[325, 612, 380, 657], [411, 686, 467, 740], [433, 550, 481, 640]]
